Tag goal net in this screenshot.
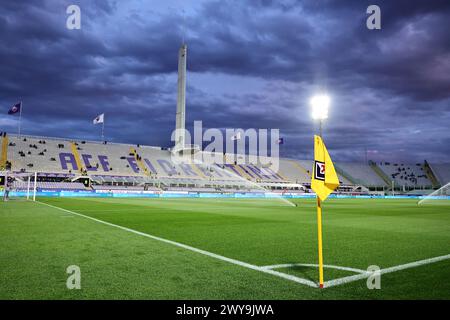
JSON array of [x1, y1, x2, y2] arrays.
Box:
[[1, 171, 37, 202], [418, 182, 450, 206]]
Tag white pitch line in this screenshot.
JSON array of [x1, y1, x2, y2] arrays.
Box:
[[34, 201, 450, 290], [36, 201, 318, 288], [261, 263, 366, 274], [324, 253, 450, 288]]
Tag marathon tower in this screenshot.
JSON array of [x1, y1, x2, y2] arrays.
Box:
[[175, 44, 187, 150]]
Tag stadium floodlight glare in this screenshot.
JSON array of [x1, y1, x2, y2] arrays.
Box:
[[310, 94, 330, 120]]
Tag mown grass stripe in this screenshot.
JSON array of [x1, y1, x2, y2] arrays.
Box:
[[36, 201, 318, 288]]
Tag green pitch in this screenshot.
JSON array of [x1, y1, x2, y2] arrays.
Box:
[[0, 197, 449, 299]]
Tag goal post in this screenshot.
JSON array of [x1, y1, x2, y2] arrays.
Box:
[[26, 176, 31, 200], [1, 171, 38, 202], [33, 171, 37, 201], [418, 182, 450, 206]]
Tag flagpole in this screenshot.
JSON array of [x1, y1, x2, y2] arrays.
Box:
[[18, 101, 23, 137], [310, 94, 335, 289], [317, 197, 324, 288], [101, 121, 105, 141], [317, 118, 324, 288]]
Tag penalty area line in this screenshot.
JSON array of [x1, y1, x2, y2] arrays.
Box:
[[35, 201, 318, 288]]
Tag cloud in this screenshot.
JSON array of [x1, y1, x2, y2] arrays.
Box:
[[0, 0, 449, 162]]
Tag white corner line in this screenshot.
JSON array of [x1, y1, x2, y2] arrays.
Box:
[[35, 201, 450, 290], [261, 263, 366, 274], [35, 201, 318, 288], [324, 253, 450, 288]]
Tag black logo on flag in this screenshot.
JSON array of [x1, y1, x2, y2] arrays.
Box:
[[314, 161, 325, 181]]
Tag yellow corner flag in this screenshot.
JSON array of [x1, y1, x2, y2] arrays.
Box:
[[311, 135, 340, 201], [311, 135, 340, 288]]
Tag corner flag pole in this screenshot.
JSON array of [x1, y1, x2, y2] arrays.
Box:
[[317, 197, 324, 288], [317, 119, 324, 288]]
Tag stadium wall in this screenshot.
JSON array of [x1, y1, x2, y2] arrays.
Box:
[[1, 189, 448, 200]]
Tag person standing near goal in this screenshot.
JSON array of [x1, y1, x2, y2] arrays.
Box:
[[3, 181, 10, 201]]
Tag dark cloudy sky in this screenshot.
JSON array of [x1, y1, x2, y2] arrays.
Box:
[[0, 0, 449, 163]]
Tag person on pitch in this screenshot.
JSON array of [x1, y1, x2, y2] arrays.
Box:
[[3, 182, 11, 201]]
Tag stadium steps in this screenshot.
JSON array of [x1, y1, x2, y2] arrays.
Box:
[[229, 164, 252, 180], [190, 164, 208, 179], [423, 160, 441, 188], [369, 161, 392, 187], [272, 169, 289, 182], [235, 165, 254, 180], [429, 163, 450, 186], [0, 135, 8, 170], [223, 154, 252, 180], [130, 147, 150, 176], [334, 165, 358, 185], [290, 160, 311, 178], [70, 142, 85, 173]]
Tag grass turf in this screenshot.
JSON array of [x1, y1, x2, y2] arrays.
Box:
[[0, 197, 449, 299]]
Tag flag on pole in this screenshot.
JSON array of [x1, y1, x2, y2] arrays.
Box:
[[311, 135, 339, 289], [230, 132, 241, 141], [8, 102, 21, 115], [311, 135, 340, 201], [93, 113, 104, 124]]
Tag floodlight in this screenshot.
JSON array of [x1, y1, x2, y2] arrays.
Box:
[[310, 94, 330, 120]]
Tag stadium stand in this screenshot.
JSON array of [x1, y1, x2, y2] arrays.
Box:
[[3, 133, 446, 194], [278, 159, 311, 184], [0, 133, 8, 170], [375, 162, 433, 188], [336, 163, 387, 187], [91, 185, 161, 191], [12, 181, 86, 190], [430, 163, 450, 185], [422, 160, 441, 188], [8, 136, 73, 174]]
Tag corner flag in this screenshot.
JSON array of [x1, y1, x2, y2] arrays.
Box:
[[310, 135, 339, 289], [311, 135, 340, 201]]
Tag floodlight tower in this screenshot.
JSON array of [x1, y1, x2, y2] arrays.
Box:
[[175, 44, 187, 150], [310, 94, 330, 137]]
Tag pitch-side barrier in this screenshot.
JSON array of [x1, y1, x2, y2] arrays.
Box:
[[1, 189, 449, 200]]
